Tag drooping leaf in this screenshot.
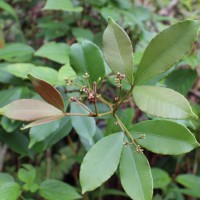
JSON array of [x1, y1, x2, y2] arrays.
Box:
[[43, 0, 83, 12], [0, 99, 64, 121], [132, 85, 197, 119], [0, 173, 14, 187], [0, 182, 21, 200], [135, 20, 200, 84], [28, 74, 65, 111], [69, 40, 105, 85], [176, 174, 200, 197], [119, 144, 153, 200], [151, 168, 171, 189], [39, 180, 81, 200], [103, 18, 134, 84], [80, 132, 124, 193], [70, 103, 96, 145], [0, 43, 34, 62], [35, 42, 70, 64], [0, 0, 18, 20], [130, 120, 199, 155]]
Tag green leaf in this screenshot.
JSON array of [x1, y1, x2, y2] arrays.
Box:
[[70, 103, 96, 145], [30, 117, 72, 151], [0, 173, 14, 187], [57, 64, 77, 86], [0, 182, 21, 200], [119, 144, 153, 200], [0, 43, 34, 62], [176, 174, 200, 196], [135, 20, 200, 84], [165, 68, 197, 96], [70, 40, 105, 85], [39, 180, 81, 200], [2, 63, 58, 85], [130, 120, 199, 155], [103, 18, 134, 84], [28, 74, 65, 111], [0, 99, 64, 121], [18, 164, 36, 184], [0, 0, 18, 20], [72, 28, 94, 42], [132, 85, 197, 119], [43, 0, 83, 12], [80, 132, 124, 193], [151, 168, 171, 189], [35, 42, 70, 64]]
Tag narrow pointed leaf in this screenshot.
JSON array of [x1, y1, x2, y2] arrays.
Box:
[[0, 99, 64, 121], [80, 132, 124, 193], [21, 115, 65, 130], [28, 74, 65, 111], [130, 120, 199, 155], [135, 20, 200, 84], [103, 18, 134, 84], [120, 145, 153, 200], [133, 85, 197, 119]]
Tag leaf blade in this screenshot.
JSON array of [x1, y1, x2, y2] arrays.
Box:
[[135, 20, 200, 84], [120, 144, 153, 200], [103, 18, 134, 84], [0, 99, 64, 121], [80, 132, 124, 193], [132, 85, 197, 119], [130, 120, 199, 155], [28, 74, 65, 111]]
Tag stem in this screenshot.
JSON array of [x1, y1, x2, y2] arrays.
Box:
[[46, 149, 51, 179], [65, 112, 91, 117], [113, 84, 134, 113], [0, 143, 8, 172]]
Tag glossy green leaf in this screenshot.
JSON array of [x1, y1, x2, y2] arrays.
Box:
[[103, 18, 134, 84], [43, 0, 83, 12], [35, 42, 69, 64], [80, 132, 124, 193], [0, 182, 21, 200], [165, 68, 197, 96], [151, 168, 171, 189], [0, 99, 64, 121], [135, 20, 200, 84], [69, 40, 105, 85], [176, 174, 200, 195], [0, 43, 34, 62], [72, 28, 94, 42], [18, 164, 36, 184], [39, 180, 81, 200], [130, 120, 199, 155], [0, 0, 18, 19], [120, 144, 153, 200], [28, 74, 65, 111], [70, 103, 96, 145], [133, 85, 197, 119]]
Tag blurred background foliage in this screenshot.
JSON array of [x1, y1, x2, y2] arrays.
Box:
[[0, 0, 200, 199]]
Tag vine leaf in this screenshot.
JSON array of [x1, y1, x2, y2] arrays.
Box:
[[28, 74, 65, 112], [120, 144, 153, 200], [80, 132, 124, 193], [133, 85, 197, 119], [103, 18, 134, 84], [135, 20, 200, 84]]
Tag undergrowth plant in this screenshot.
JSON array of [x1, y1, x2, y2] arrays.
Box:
[[0, 18, 200, 200]]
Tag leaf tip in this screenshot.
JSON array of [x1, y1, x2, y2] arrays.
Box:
[[107, 17, 114, 23]]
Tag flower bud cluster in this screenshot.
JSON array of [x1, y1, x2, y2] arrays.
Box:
[[115, 72, 125, 87]]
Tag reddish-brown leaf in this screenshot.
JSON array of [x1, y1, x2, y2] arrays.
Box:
[[28, 74, 65, 111], [0, 99, 64, 121]]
